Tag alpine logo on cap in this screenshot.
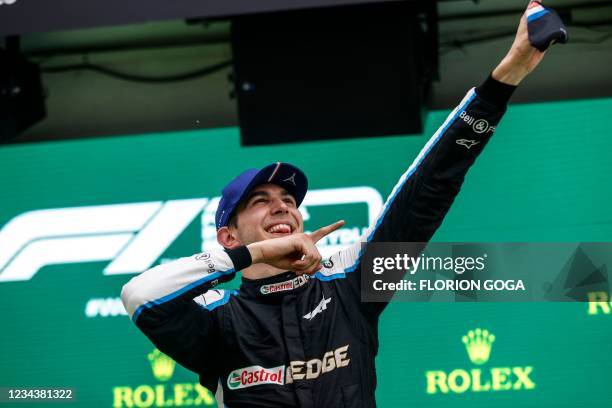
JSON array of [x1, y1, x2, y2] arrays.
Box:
[[283, 172, 297, 186]]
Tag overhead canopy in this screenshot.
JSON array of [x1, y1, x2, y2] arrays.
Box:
[[0, 0, 403, 36]]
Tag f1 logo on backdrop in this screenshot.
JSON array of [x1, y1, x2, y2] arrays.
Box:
[[0, 0, 18, 5], [0, 187, 382, 283]]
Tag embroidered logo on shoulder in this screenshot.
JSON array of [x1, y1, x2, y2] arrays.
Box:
[[322, 258, 334, 269], [260, 275, 309, 295], [459, 111, 494, 135], [303, 295, 332, 320], [195, 252, 211, 261], [472, 119, 489, 134], [456, 139, 480, 150], [194, 252, 216, 274]]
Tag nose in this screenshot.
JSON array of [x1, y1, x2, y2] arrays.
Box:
[[270, 197, 289, 214]]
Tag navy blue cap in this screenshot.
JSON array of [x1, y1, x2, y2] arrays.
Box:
[[215, 162, 308, 230]]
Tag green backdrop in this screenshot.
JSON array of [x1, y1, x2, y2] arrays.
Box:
[[1, 96, 611, 407]]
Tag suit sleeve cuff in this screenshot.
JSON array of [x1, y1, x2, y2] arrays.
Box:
[[225, 246, 253, 271], [476, 74, 517, 108]]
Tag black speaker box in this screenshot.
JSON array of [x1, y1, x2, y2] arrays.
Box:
[[231, 1, 438, 146], [0, 49, 46, 142]]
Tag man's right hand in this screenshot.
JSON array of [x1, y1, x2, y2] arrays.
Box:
[[247, 220, 345, 275]]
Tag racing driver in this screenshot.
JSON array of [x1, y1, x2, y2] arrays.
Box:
[[122, 2, 562, 406]]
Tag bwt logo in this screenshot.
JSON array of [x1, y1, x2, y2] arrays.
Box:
[[0, 187, 382, 283], [0, 0, 19, 5]]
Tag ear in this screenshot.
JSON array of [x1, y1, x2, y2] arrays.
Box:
[[217, 226, 242, 249]]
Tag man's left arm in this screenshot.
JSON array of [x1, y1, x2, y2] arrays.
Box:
[[318, 1, 556, 320], [366, 75, 513, 245], [366, 0, 549, 245], [318, 77, 514, 326]]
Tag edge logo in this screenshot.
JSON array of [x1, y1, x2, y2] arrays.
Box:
[[425, 328, 535, 394], [112, 348, 216, 407], [227, 345, 350, 390]]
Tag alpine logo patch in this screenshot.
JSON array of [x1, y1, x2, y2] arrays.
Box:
[[303, 295, 332, 320]]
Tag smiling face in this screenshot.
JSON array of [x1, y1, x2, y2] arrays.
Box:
[[219, 183, 304, 247]]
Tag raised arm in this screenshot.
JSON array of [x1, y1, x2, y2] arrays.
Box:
[[315, 1, 559, 319], [368, 0, 551, 244]]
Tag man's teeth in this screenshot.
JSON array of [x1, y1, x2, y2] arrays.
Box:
[[268, 224, 292, 234]]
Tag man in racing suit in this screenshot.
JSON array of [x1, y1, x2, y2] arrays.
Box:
[[122, 3, 557, 407]]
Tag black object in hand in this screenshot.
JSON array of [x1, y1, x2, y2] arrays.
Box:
[[527, 1, 569, 52]]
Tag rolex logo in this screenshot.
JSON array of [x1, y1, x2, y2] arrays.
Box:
[[462, 328, 495, 365], [425, 328, 535, 394], [148, 349, 176, 382], [112, 349, 216, 407]]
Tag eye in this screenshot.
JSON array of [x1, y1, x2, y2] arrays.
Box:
[[251, 198, 267, 206], [283, 198, 296, 207]]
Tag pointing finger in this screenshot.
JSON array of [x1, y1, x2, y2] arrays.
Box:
[[309, 220, 345, 243]]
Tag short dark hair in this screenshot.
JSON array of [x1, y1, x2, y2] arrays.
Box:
[[227, 199, 246, 228], [227, 213, 238, 228]]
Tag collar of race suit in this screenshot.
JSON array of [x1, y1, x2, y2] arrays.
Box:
[[240, 271, 312, 300]]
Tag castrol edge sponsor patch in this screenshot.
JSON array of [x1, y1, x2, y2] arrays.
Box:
[[226, 345, 351, 390], [227, 365, 285, 390], [260, 275, 309, 295]]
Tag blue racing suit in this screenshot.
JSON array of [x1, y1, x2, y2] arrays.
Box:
[[121, 76, 516, 407]]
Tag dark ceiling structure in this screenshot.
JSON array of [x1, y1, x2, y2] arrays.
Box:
[[1, 0, 611, 143]]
